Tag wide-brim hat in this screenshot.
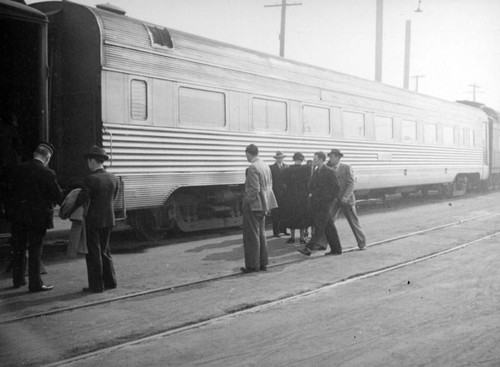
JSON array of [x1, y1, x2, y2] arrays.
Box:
[[292, 152, 305, 161], [84, 145, 109, 160], [328, 148, 344, 158], [273, 151, 285, 158]]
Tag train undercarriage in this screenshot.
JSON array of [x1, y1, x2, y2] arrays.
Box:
[[123, 172, 496, 239]]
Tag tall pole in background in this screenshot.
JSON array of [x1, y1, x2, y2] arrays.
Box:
[[403, 19, 412, 89], [264, 0, 302, 57], [404, 1, 423, 89], [375, 0, 383, 82], [470, 83, 481, 102]]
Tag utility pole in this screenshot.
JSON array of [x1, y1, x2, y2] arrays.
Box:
[[375, 0, 383, 82], [412, 74, 425, 92], [264, 0, 302, 57], [469, 83, 480, 102]]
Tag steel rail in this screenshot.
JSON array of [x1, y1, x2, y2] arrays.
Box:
[[2, 210, 499, 326], [42, 229, 500, 367]]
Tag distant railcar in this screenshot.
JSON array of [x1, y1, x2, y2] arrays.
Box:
[[1, 0, 494, 236]]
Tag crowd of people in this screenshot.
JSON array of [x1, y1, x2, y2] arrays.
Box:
[[2, 140, 119, 293], [240, 144, 366, 273]]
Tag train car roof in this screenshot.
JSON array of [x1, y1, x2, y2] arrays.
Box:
[[1, 0, 47, 22], [31, 1, 486, 120]]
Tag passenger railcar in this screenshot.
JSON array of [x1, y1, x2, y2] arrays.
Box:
[[1, 0, 495, 235]]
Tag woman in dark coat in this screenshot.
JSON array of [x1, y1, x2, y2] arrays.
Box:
[[282, 152, 312, 244]]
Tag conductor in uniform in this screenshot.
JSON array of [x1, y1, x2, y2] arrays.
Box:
[[10, 142, 63, 291], [241, 144, 277, 273], [75, 146, 118, 293]]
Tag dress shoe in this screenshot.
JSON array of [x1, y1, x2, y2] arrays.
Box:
[[297, 247, 311, 256], [311, 244, 327, 251], [29, 284, 53, 292], [358, 245, 367, 250], [286, 238, 296, 244], [324, 251, 342, 256], [104, 285, 117, 290], [82, 287, 104, 293], [240, 267, 259, 274], [260, 265, 267, 271], [13, 280, 27, 289]]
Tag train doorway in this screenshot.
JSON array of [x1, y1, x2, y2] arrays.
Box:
[[0, 0, 48, 232]]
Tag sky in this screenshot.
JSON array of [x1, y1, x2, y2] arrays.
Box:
[[28, 0, 500, 110]]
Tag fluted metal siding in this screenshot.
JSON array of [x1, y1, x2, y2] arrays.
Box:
[[102, 123, 485, 209]]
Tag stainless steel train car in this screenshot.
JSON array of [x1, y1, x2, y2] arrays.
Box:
[[2, 0, 497, 236]]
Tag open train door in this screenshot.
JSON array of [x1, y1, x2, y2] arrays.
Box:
[[0, 0, 49, 159], [0, 0, 48, 234]]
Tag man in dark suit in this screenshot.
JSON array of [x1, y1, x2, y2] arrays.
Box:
[[76, 146, 118, 293], [269, 151, 288, 237], [10, 142, 63, 291], [241, 144, 278, 273], [327, 149, 366, 250], [298, 151, 342, 256]]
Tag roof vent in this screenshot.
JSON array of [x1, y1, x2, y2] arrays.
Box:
[[96, 3, 126, 15]]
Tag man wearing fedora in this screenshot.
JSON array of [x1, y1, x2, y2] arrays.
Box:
[[269, 151, 289, 237], [10, 142, 63, 291], [327, 149, 367, 251], [76, 146, 118, 293]]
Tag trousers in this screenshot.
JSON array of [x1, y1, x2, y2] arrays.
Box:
[[85, 226, 117, 291], [11, 222, 46, 289], [242, 202, 268, 270], [307, 201, 342, 254], [332, 201, 366, 248]]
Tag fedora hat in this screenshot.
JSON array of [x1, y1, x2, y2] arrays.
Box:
[[84, 145, 109, 161], [273, 151, 285, 158], [328, 148, 344, 158]]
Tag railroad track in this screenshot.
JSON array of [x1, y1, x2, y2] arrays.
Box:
[[2, 210, 499, 367], [1, 210, 498, 326]]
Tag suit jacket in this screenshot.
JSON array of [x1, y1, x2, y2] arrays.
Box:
[[330, 162, 356, 205], [309, 164, 340, 208], [243, 157, 278, 212], [269, 162, 288, 200], [77, 168, 118, 229], [10, 159, 63, 229]]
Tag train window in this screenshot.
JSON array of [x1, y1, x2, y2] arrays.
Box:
[[131, 80, 148, 121], [463, 128, 471, 147], [402, 120, 417, 142], [374, 116, 393, 141], [443, 126, 454, 145], [302, 106, 329, 135], [423, 123, 437, 144], [252, 98, 287, 131], [457, 128, 464, 146], [146, 25, 174, 49], [342, 111, 365, 139], [179, 87, 226, 127]]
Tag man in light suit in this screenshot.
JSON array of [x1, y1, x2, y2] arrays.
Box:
[[327, 149, 367, 251], [75, 146, 118, 293], [241, 144, 277, 273]]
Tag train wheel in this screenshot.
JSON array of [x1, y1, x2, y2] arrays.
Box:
[[128, 210, 164, 241]]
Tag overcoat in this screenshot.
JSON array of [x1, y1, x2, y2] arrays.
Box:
[[10, 159, 62, 229]]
